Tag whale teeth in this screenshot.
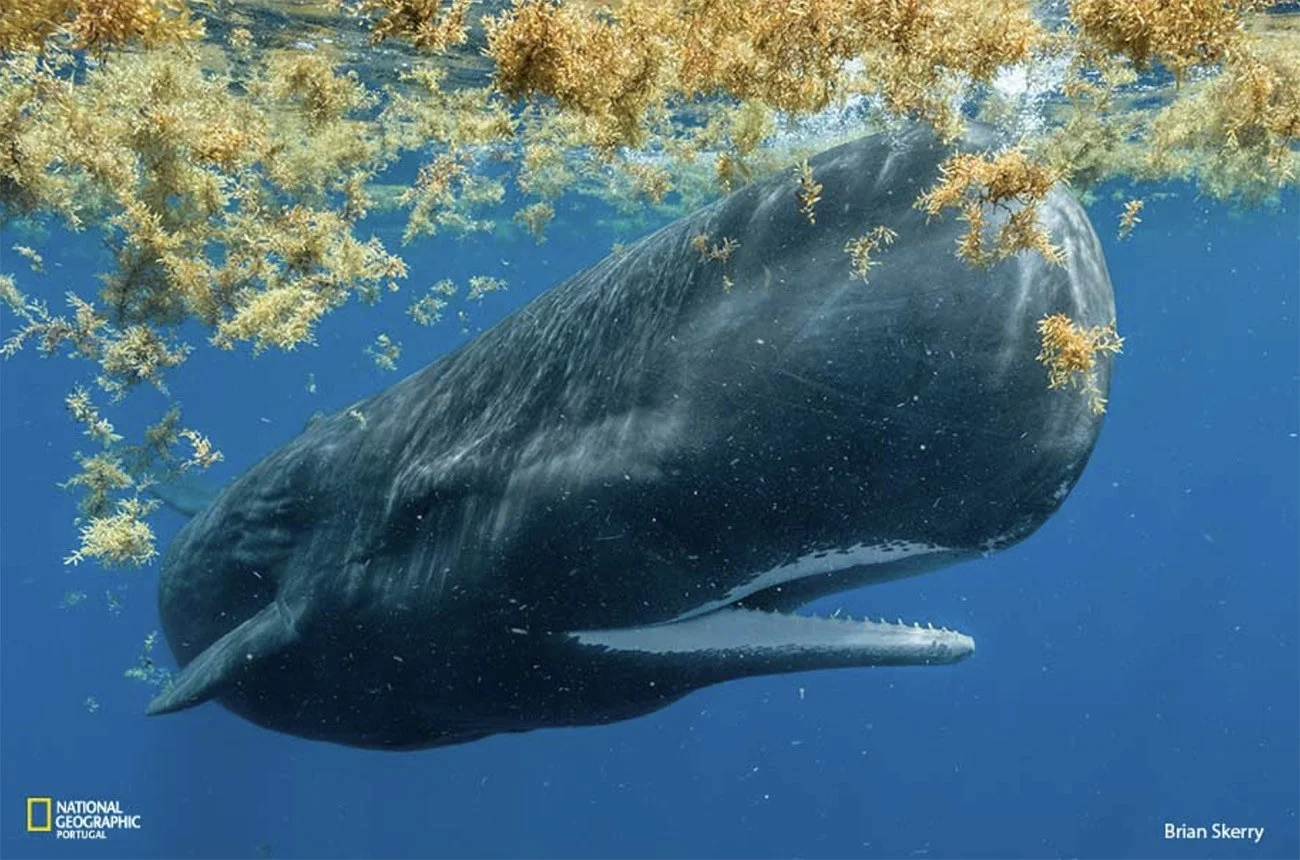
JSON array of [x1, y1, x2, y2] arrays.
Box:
[[927, 622, 934, 630], [913, 621, 920, 629]]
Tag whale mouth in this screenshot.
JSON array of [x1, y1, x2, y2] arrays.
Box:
[[572, 604, 974, 667], [571, 575, 974, 670], [723, 583, 975, 666], [571, 542, 975, 669]]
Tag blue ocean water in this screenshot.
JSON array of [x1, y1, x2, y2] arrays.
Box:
[[1, 175, 1296, 859]]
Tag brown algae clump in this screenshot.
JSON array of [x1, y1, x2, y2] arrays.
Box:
[[916, 148, 1067, 268], [0, 0, 202, 54], [1036, 313, 1124, 415]]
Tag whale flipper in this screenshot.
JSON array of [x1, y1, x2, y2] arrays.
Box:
[[145, 600, 298, 716], [148, 474, 223, 518]]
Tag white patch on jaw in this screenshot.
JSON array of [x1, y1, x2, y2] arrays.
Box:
[[570, 608, 975, 663], [1052, 480, 1072, 502], [980, 533, 1014, 555], [669, 540, 950, 623]]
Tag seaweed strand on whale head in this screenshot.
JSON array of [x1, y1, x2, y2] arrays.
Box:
[[1036, 313, 1124, 416]]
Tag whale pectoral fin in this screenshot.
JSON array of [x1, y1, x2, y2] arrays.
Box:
[[145, 600, 298, 716], [147, 474, 223, 518]]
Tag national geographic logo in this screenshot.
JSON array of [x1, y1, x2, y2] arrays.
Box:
[[26, 797, 142, 840]]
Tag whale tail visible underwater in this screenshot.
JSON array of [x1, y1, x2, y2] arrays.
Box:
[[148, 124, 1115, 749]]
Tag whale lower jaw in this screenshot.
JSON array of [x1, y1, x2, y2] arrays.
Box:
[[569, 607, 974, 672]]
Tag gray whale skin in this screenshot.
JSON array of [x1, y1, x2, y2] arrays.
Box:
[[149, 125, 1116, 749]]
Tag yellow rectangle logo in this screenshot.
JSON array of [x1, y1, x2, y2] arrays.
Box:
[[26, 797, 52, 832]]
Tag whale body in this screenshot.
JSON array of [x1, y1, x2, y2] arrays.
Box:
[[148, 125, 1116, 749]]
